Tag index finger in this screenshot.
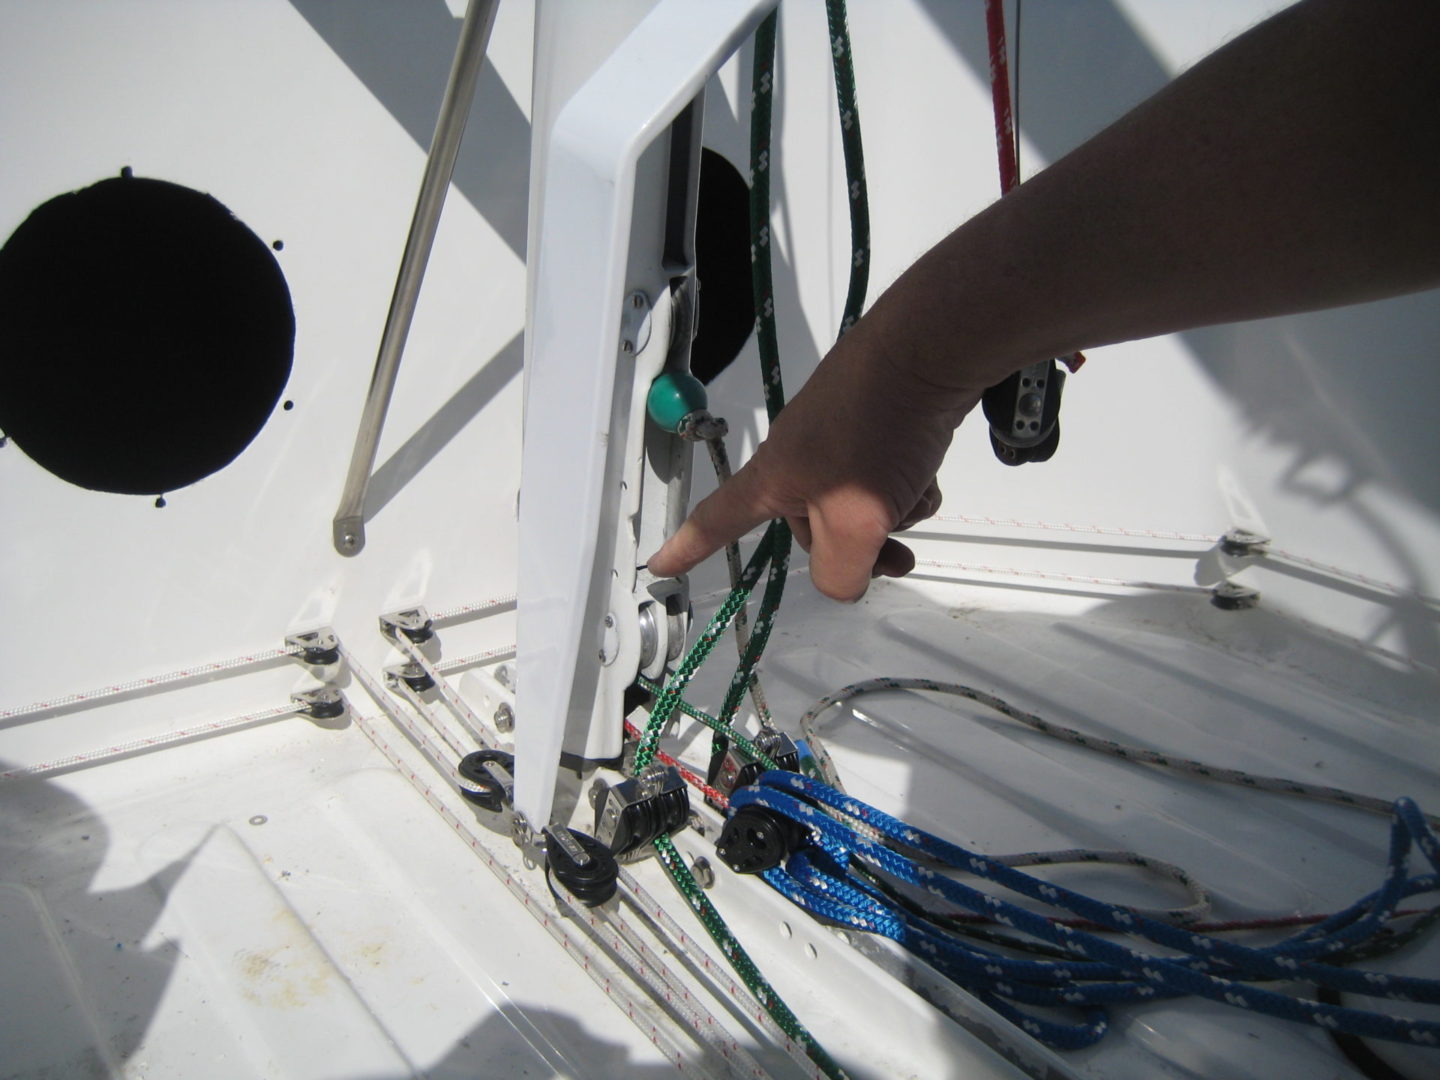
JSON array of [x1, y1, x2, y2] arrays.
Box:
[[647, 468, 772, 578]]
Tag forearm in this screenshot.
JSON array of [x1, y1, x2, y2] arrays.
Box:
[[650, 0, 1440, 600], [873, 0, 1440, 399]]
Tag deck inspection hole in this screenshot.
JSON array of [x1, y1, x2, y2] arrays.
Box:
[[690, 149, 754, 385], [0, 174, 294, 494]]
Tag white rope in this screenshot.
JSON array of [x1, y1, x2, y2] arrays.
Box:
[[554, 878, 775, 1079], [913, 559, 1208, 594], [389, 633, 505, 752], [0, 702, 298, 782], [435, 644, 516, 676], [431, 594, 518, 623], [799, 677, 1439, 829], [930, 514, 1214, 544], [1261, 547, 1440, 609], [346, 707, 724, 1077], [618, 868, 833, 1080], [929, 515, 1439, 610], [340, 646, 732, 1077], [0, 646, 299, 722]]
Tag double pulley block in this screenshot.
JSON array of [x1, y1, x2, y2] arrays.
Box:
[[982, 358, 1067, 465]]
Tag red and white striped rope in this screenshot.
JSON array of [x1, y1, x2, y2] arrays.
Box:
[[0, 646, 299, 722], [1262, 546, 1440, 607], [931, 513, 1216, 544], [434, 643, 516, 676], [431, 594, 518, 623], [0, 702, 298, 782], [343, 706, 722, 1077], [342, 643, 756, 1077], [914, 558, 1208, 594]]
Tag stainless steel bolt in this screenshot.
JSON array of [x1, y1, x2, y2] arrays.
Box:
[[691, 856, 715, 890], [493, 702, 514, 733]]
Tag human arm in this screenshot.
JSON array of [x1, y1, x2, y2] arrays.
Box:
[[649, 0, 1440, 601]]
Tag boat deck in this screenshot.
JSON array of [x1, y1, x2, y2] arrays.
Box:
[[5, 553, 1436, 1079]]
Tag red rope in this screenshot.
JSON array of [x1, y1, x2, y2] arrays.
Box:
[[984, 0, 1020, 195], [624, 719, 730, 809], [984, 0, 1084, 372]]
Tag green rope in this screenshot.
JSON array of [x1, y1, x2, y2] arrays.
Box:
[[632, 524, 780, 773], [630, 5, 872, 1076], [749, 9, 785, 424], [716, 535, 790, 727], [824, 0, 870, 336], [652, 835, 848, 1078], [637, 676, 781, 772], [708, 6, 793, 767]]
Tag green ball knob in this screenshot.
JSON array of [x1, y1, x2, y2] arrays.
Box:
[[646, 370, 708, 433]]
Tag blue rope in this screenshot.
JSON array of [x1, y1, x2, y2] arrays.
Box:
[[732, 772, 1440, 1051]]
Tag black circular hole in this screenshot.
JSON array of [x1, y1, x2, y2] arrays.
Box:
[[272, 239, 284, 251], [0, 175, 294, 494], [690, 149, 755, 385], [154, 496, 166, 508], [283, 400, 294, 411]]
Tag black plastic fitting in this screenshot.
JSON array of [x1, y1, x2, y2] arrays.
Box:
[[545, 827, 619, 907], [981, 359, 1065, 466], [716, 805, 808, 875], [457, 749, 514, 813]]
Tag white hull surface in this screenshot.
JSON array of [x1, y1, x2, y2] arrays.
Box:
[[3, 2, 1438, 1078]]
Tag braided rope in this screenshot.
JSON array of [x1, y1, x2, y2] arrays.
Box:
[[0, 646, 300, 722], [799, 677, 1440, 830], [624, 716, 729, 809], [0, 703, 299, 782], [628, 7, 877, 1073], [738, 773, 1440, 1051], [702, 431, 775, 728], [824, 0, 870, 337], [652, 834, 849, 1079], [983, 0, 1020, 195], [634, 524, 778, 773]]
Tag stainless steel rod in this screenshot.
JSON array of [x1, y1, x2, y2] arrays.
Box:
[[333, 0, 502, 555]]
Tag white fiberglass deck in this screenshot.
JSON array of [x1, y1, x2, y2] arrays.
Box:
[[4, 552, 1437, 1079], [4, 0, 1439, 1077]]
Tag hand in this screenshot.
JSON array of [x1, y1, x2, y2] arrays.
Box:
[[648, 317, 977, 601]]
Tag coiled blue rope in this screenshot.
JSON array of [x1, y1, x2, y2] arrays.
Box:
[[732, 771, 1440, 1051]]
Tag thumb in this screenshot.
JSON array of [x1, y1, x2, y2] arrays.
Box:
[[804, 492, 894, 602]]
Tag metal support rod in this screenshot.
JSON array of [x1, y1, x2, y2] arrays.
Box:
[[332, 0, 502, 556]]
